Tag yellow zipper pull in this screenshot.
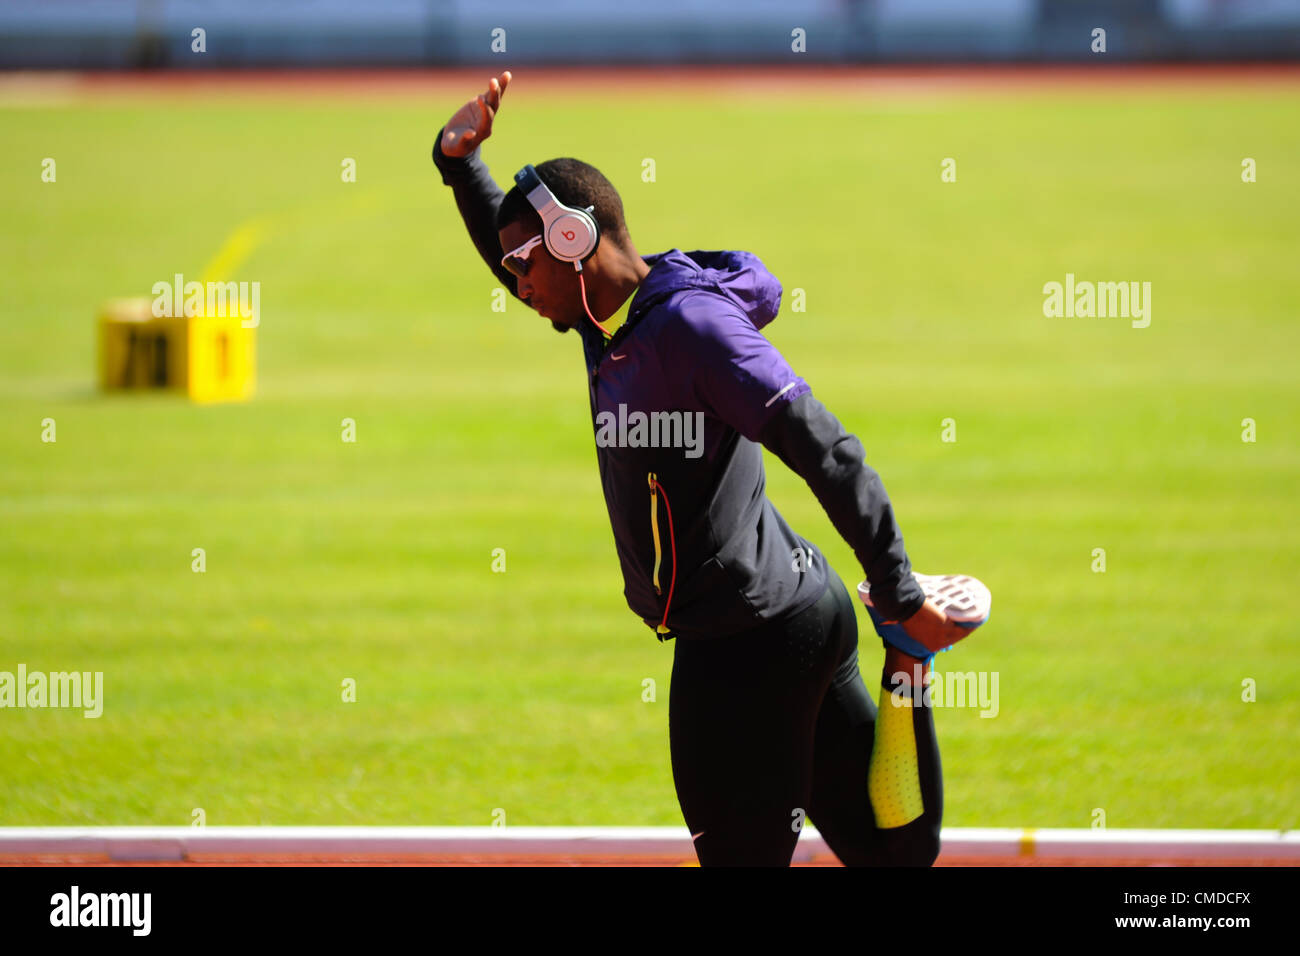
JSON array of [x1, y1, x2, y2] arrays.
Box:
[[649, 472, 662, 596]]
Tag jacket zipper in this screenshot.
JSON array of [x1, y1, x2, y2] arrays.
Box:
[[648, 472, 677, 637]]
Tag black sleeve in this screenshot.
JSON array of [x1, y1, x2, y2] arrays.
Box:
[[431, 126, 522, 299], [757, 391, 926, 622]]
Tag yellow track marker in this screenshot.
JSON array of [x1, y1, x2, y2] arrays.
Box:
[[1019, 827, 1037, 857]]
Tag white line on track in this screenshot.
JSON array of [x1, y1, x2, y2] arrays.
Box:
[[0, 827, 1296, 863]]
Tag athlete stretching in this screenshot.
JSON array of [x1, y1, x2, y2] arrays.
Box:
[[432, 71, 989, 866]]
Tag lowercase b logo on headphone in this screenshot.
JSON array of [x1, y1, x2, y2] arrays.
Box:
[[514, 164, 600, 270]]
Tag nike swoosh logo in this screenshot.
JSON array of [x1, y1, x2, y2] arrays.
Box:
[[610, 352, 627, 361]]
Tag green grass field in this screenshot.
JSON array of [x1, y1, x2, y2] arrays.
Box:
[[2, 73, 1298, 828]]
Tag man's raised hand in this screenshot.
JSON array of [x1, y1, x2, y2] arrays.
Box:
[[441, 71, 511, 158], [858, 572, 991, 660], [900, 598, 971, 655]]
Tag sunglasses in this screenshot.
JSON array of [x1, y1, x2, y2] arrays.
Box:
[[501, 234, 545, 277]]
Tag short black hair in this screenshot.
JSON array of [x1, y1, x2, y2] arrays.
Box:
[[496, 158, 630, 249]]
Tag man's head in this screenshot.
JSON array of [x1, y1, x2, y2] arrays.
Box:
[[497, 158, 633, 332]]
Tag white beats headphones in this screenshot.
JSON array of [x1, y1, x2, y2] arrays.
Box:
[[513, 164, 600, 271]]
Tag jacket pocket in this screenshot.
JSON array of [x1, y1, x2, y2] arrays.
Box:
[[648, 472, 676, 635]]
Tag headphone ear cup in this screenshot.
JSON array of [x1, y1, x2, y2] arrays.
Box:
[[546, 209, 599, 263]]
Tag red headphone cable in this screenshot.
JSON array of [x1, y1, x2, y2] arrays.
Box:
[[577, 269, 614, 339]]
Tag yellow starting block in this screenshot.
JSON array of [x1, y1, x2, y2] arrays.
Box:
[[98, 297, 255, 403]]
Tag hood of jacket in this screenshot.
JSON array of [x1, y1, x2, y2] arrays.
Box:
[[628, 249, 783, 333]]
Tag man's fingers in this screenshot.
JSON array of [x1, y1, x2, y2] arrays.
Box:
[[444, 75, 505, 158], [486, 72, 510, 111], [899, 599, 961, 652]]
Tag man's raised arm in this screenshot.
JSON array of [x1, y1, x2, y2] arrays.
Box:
[[758, 394, 982, 651], [758, 392, 925, 622], [431, 71, 521, 296], [669, 305, 968, 648]]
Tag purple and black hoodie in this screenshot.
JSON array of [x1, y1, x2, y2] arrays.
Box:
[[433, 132, 925, 639]]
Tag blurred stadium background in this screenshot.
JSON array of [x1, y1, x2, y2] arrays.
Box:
[[1, 1, 1297, 863], [3, 0, 1300, 66]]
